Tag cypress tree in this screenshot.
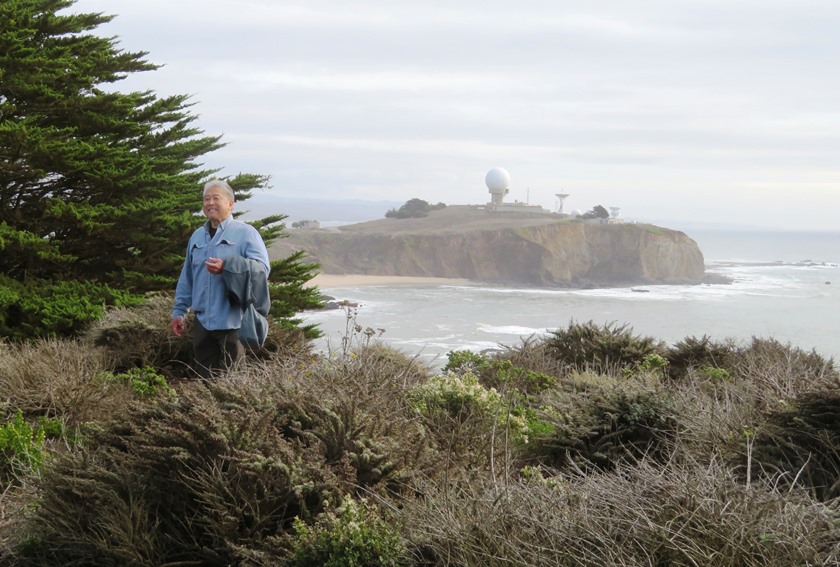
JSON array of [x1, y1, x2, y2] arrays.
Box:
[[0, 0, 322, 339]]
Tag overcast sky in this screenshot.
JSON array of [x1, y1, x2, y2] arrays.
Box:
[[71, 0, 840, 230]]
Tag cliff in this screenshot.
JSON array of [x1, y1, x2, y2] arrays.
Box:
[[269, 206, 705, 287]]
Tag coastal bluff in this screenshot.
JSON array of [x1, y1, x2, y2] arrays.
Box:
[[269, 206, 705, 287]]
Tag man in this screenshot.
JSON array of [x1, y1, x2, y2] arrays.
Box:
[[171, 179, 270, 379]]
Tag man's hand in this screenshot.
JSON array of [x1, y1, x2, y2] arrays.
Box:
[[171, 316, 185, 337], [205, 257, 224, 275]]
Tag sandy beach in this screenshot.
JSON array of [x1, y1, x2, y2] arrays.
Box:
[[310, 273, 472, 288]]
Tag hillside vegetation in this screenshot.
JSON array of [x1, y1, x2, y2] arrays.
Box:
[[1, 297, 839, 566]]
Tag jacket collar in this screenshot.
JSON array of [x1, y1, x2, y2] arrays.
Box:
[[205, 215, 233, 235]]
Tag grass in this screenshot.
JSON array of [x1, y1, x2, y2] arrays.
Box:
[[0, 302, 839, 566]]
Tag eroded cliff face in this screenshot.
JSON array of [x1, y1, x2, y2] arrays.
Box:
[[272, 211, 705, 287]]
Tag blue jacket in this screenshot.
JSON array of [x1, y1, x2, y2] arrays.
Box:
[[172, 217, 270, 330], [221, 256, 271, 348]]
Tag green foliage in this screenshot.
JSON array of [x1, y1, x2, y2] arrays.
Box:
[[492, 359, 558, 395], [0, 0, 223, 292], [99, 366, 174, 397], [1, 410, 47, 483], [442, 353, 559, 445], [699, 365, 732, 382], [446, 351, 556, 396], [0, 0, 320, 341], [545, 320, 664, 374], [444, 349, 494, 374], [385, 198, 446, 219], [580, 204, 610, 219], [409, 371, 503, 419], [268, 250, 324, 340], [638, 352, 668, 375], [0, 276, 142, 340], [665, 335, 736, 380], [291, 495, 407, 566], [409, 371, 533, 446]]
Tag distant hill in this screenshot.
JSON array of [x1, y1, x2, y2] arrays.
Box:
[[237, 195, 401, 226], [270, 205, 705, 287]]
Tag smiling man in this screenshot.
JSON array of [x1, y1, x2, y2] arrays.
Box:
[[171, 179, 270, 379]]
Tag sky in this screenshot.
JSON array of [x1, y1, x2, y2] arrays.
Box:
[[70, 0, 840, 231]]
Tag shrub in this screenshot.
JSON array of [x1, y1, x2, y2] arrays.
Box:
[[446, 352, 557, 397], [0, 338, 122, 426], [409, 371, 504, 421], [98, 367, 175, 397], [88, 293, 194, 379], [699, 365, 732, 382], [290, 495, 407, 566], [14, 381, 336, 566], [282, 345, 435, 493], [0, 411, 47, 484], [731, 337, 838, 402], [544, 320, 664, 375], [0, 276, 141, 341], [530, 372, 678, 470], [443, 350, 494, 375], [638, 352, 668, 375], [482, 335, 569, 381], [665, 335, 737, 381], [407, 371, 533, 474], [399, 459, 839, 567], [746, 391, 840, 501]]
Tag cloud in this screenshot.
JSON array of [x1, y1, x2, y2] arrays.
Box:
[[70, 0, 840, 229]]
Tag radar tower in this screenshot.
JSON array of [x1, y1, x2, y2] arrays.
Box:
[[555, 193, 570, 214]]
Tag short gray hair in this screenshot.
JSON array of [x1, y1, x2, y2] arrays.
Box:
[[203, 179, 235, 201]]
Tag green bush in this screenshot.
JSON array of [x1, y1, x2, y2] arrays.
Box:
[[544, 320, 664, 374], [446, 351, 557, 397], [99, 366, 174, 397], [0, 277, 141, 341], [384, 198, 446, 219], [1, 410, 47, 483], [444, 350, 494, 375], [409, 371, 504, 421], [638, 352, 668, 375], [665, 335, 737, 381], [291, 495, 407, 566], [699, 365, 732, 382]]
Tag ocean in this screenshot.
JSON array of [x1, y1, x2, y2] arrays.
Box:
[[301, 228, 840, 369]]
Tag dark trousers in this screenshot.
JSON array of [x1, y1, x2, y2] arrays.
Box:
[[192, 319, 244, 380]]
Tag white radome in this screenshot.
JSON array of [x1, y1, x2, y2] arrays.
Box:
[[570, 209, 583, 217], [485, 167, 511, 192]]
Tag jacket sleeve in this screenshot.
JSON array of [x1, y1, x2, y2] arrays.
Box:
[[171, 243, 193, 318], [244, 226, 271, 273]]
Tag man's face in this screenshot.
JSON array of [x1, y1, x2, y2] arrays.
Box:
[[203, 187, 234, 226]]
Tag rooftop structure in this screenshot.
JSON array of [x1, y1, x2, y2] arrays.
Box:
[[485, 167, 510, 207], [485, 168, 550, 214]]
